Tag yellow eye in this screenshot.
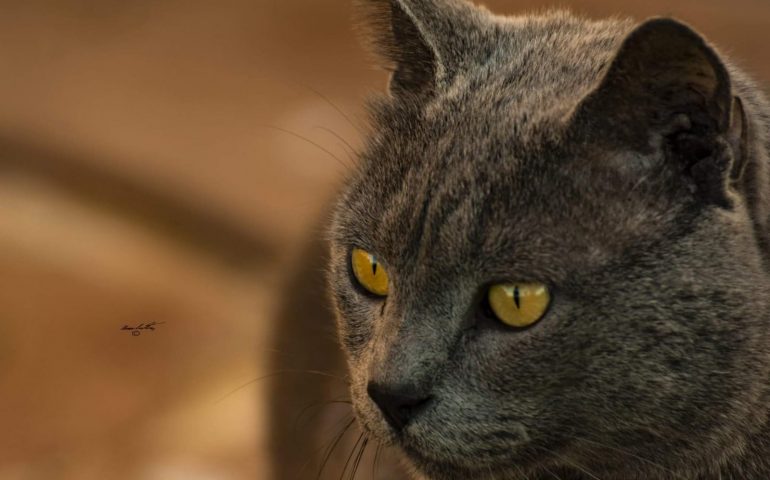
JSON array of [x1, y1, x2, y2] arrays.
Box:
[[488, 283, 550, 328], [351, 248, 389, 296]]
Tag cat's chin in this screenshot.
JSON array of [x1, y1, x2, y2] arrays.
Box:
[[398, 443, 529, 480], [357, 410, 538, 478], [390, 431, 541, 480]]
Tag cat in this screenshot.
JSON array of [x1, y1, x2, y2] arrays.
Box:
[[271, 0, 770, 479]]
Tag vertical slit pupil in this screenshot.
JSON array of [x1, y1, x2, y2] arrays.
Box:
[[514, 286, 520, 309], [371, 256, 378, 276]]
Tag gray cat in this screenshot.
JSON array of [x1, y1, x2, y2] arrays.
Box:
[[272, 0, 770, 478]]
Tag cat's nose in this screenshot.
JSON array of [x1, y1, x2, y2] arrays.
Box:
[[367, 382, 432, 432]]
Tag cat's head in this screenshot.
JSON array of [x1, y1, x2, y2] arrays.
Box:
[[328, 1, 770, 478]]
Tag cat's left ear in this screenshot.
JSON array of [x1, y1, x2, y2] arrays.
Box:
[[571, 18, 748, 208]]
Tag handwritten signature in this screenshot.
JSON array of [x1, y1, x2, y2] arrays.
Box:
[[121, 321, 166, 336]]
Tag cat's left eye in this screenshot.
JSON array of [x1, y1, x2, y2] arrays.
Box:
[[487, 282, 550, 328], [351, 248, 389, 297]]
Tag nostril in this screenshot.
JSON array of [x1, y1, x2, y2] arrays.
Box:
[[367, 382, 433, 432]]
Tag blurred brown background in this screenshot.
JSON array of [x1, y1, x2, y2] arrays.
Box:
[[0, 0, 767, 479]]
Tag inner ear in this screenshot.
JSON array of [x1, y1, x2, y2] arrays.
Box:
[[571, 18, 743, 208], [573, 18, 732, 149]]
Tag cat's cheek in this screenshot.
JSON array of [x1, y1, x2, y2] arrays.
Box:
[[330, 285, 379, 354], [329, 289, 395, 438]]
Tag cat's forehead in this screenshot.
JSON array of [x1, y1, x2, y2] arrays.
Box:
[[425, 14, 630, 131], [362, 14, 634, 175], [341, 128, 676, 288]]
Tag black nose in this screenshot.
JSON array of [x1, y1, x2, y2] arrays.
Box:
[[367, 382, 432, 432]]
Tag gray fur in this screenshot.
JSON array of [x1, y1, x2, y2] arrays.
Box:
[[328, 1, 770, 478]]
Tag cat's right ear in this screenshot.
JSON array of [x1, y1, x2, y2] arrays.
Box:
[[569, 18, 746, 208], [355, 0, 483, 100]]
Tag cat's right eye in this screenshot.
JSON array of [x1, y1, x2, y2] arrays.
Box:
[[351, 248, 389, 297]]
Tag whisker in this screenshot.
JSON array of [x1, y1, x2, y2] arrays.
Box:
[[263, 124, 352, 171], [293, 413, 354, 479], [371, 443, 382, 480], [513, 463, 532, 480], [292, 398, 353, 435], [302, 84, 365, 135], [316, 418, 357, 480], [349, 436, 369, 480], [214, 369, 347, 404], [313, 125, 358, 163], [541, 465, 564, 480], [513, 450, 542, 480], [340, 432, 365, 480], [534, 445, 603, 480], [573, 434, 685, 479]]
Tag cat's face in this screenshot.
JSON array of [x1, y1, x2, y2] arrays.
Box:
[[328, 2, 770, 479]]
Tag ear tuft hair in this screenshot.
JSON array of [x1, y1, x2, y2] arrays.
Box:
[[355, 0, 440, 98], [354, 0, 487, 100]]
